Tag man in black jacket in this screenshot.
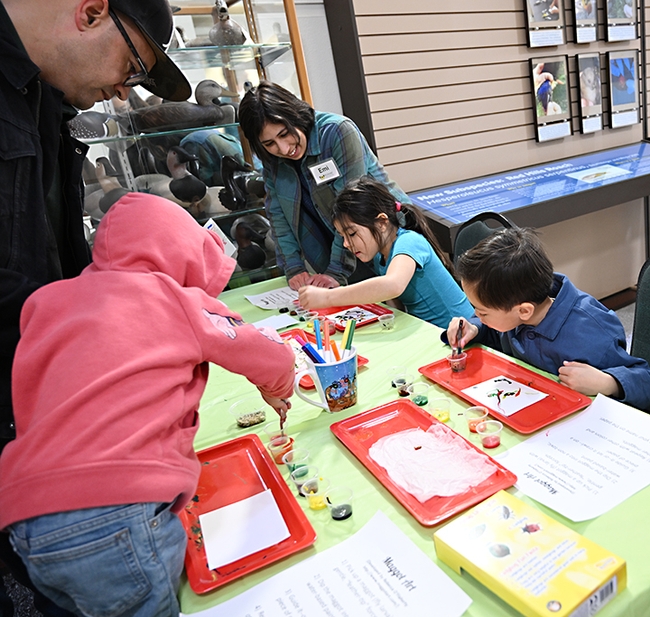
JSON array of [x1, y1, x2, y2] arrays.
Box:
[[0, 0, 190, 614]]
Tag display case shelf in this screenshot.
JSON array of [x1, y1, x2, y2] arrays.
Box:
[[78, 123, 240, 146], [168, 43, 292, 71]]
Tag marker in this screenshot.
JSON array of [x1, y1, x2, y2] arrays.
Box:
[[341, 320, 352, 350], [331, 340, 341, 361], [314, 319, 323, 349], [344, 319, 356, 350], [294, 335, 325, 364]]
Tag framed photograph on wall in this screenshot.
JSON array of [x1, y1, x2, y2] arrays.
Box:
[[572, 0, 597, 43], [530, 56, 572, 142], [525, 0, 566, 47], [607, 50, 640, 128], [577, 53, 602, 133], [605, 0, 636, 41]]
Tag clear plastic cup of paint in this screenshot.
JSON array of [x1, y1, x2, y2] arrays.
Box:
[[268, 435, 294, 464], [476, 420, 503, 448], [282, 447, 310, 473], [290, 465, 319, 496], [392, 373, 414, 397], [302, 476, 331, 510], [263, 421, 287, 443], [378, 314, 395, 331], [324, 486, 354, 521], [228, 397, 266, 428], [428, 397, 451, 423], [464, 406, 488, 433], [447, 352, 467, 372], [407, 382, 430, 406]]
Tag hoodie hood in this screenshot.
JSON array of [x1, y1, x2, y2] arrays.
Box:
[[91, 193, 236, 296]]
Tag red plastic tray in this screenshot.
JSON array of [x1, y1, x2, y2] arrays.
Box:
[[180, 435, 316, 593], [281, 328, 369, 389], [418, 348, 591, 434], [314, 304, 393, 331], [330, 399, 516, 526]]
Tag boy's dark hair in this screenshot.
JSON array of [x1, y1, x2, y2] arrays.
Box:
[[238, 81, 315, 162], [456, 227, 553, 310], [332, 176, 454, 272]]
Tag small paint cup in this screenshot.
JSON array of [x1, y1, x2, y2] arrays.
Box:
[[324, 486, 354, 521], [477, 420, 503, 448], [447, 352, 467, 372], [228, 397, 266, 428], [407, 382, 430, 406], [464, 406, 488, 433], [392, 373, 414, 397], [282, 447, 310, 473], [428, 397, 451, 423], [263, 421, 287, 443], [302, 476, 331, 510], [290, 465, 319, 496], [378, 314, 395, 331], [268, 435, 294, 464], [303, 311, 320, 330]]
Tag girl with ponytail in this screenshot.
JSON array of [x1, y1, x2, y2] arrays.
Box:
[[298, 177, 474, 328]]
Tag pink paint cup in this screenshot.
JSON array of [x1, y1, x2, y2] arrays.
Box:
[[476, 420, 503, 448], [464, 406, 488, 433]]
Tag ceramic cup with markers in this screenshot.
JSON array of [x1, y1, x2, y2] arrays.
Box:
[[293, 347, 357, 413], [324, 486, 353, 521], [477, 420, 503, 448], [464, 406, 488, 433]]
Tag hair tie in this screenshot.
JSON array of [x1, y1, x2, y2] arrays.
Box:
[[395, 202, 406, 228]]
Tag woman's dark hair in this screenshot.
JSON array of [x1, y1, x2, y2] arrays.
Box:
[[238, 81, 315, 162], [456, 228, 554, 310], [332, 176, 454, 273]]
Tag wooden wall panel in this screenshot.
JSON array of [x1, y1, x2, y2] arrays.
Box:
[[350, 0, 643, 193]]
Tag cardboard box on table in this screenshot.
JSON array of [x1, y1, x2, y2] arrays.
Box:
[[433, 491, 626, 617]]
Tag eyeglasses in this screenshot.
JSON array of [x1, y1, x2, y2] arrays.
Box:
[[108, 8, 151, 88]]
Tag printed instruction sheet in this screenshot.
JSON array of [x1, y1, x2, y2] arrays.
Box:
[[182, 511, 471, 617], [496, 394, 650, 521]]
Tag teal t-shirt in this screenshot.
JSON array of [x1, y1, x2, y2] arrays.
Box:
[[373, 229, 474, 328]]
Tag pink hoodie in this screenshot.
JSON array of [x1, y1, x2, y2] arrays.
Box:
[[0, 193, 295, 529]]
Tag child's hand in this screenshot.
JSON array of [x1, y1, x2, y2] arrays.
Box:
[[298, 285, 333, 310], [558, 361, 621, 398], [260, 392, 292, 427], [447, 317, 478, 349]]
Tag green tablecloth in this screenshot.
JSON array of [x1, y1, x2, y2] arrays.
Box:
[[179, 278, 650, 616]]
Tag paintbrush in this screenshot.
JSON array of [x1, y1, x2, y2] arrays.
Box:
[[454, 319, 464, 357]]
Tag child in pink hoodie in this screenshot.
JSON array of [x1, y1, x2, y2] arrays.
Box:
[[0, 193, 295, 616]]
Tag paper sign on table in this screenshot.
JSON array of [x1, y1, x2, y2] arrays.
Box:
[[252, 314, 299, 331], [199, 489, 290, 571], [462, 375, 548, 416], [182, 511, 472, 617], [496, 394, 650, 521], [245, 287, 298, 309]]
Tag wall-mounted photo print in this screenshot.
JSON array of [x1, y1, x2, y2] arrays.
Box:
[[577, 53, 602, 133], [607, 50, 639, 128], [525, 0, 566, 47], [572, 0, 597, 43], [530, 56, 572, 142], [605, 0, 636, 41]]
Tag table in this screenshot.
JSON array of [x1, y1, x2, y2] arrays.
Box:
[[179, 278, 650, 616], [407, 142, 650, 254]]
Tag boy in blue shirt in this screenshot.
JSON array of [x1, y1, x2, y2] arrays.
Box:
[[447, 228, 650, 411]]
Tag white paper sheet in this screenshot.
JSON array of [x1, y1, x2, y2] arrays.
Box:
[[496, 394, 650, 521], [252, 314, 299, 331], [182, 511, 472, 617], [245, 286, 299, 309], [462, 375, 548, 416], [199, 489, 290, 570]]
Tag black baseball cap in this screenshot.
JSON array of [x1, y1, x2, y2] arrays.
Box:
[[109, 0, 191, 101]]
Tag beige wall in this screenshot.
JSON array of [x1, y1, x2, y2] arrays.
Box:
[[349, 0, 647, 297]]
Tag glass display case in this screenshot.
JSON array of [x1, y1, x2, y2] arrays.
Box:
[[73, 0, 310, 288]]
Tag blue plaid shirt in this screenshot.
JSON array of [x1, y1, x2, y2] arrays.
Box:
[[262, 111, 410, 284]]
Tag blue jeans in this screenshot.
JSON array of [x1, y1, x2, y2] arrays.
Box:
[[8, 503, 187, 617]]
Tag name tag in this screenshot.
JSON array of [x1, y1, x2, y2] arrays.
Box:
[[308, 158, 341, 185]]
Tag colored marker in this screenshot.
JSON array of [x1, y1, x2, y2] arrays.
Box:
[[331, 340, 341, 361], [294, 335, 325, 364], [341, 320, 352, 350], [344, 319, 356, 350], [314, 319, 323, 349]]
